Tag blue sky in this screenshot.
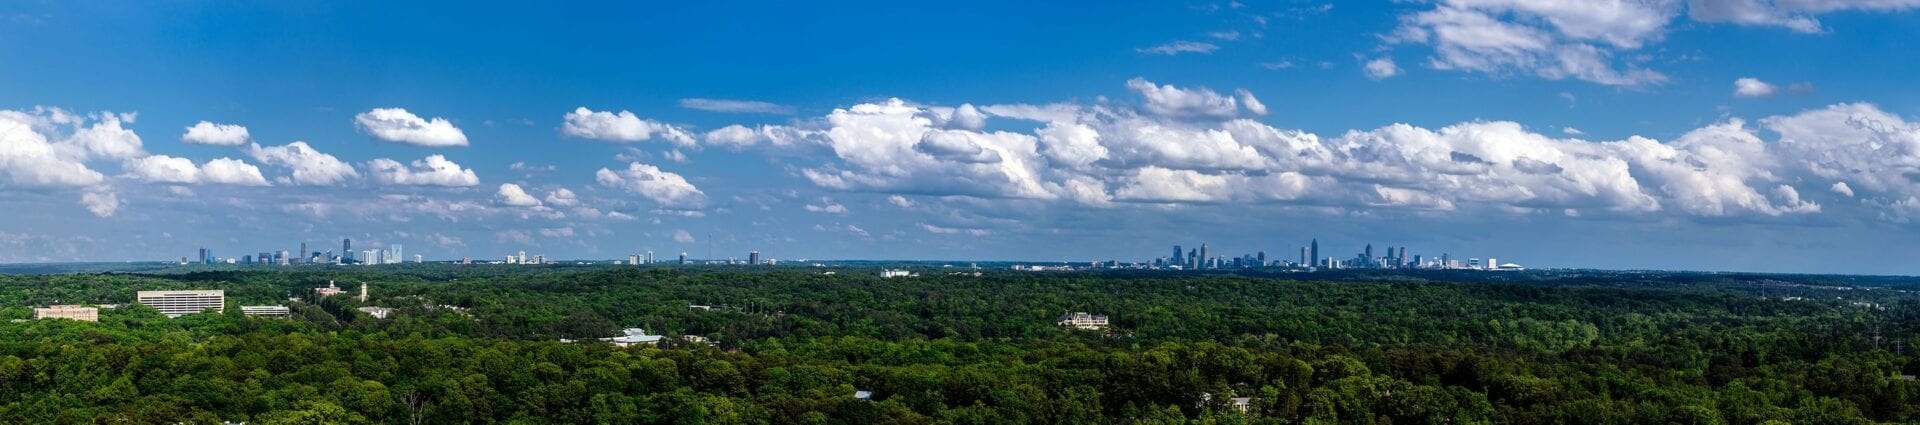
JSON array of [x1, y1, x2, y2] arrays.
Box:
[[2, 1, 1919, 273]]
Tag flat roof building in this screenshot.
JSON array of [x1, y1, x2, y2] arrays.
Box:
[[240, 305, 290, 318], [136, 290, 225, 318], [34, 305, 98, 322], [604, 328, 663, 347], [357, 306, 393, 319]]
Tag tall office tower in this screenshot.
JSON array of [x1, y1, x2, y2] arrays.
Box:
[[298, 243, 307, 264], [1442, 253, 1451, 269], [1300, 247, 1308, 266], [646, 251, 655, 264], [198, 248, 210, 264], [1309, 239, 1320, 267], [1413, 255, 1422, 267], [679, 252, 688, 264], [363, 250, 375, 265], [413, 254, 423, 263], [277, 250, 290, 265], [1187, 251, 1197, 269], [1364, 244, 1373, 260], [1257, 251, 1266, 266], [1198, 243, 1208, 269], [749, 251, 761, 265], [342, 239, 352, 263], [629, 254, 640, 265], [1172, 245, 1183, 267], [1488, 258, 1498, 270], [1398, 247, 1408, 267], [518, 250, 527, 264], [392, 245, 403, 263]]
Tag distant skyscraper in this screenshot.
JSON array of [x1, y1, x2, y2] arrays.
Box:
[[342, 239, 352, 263], [1398, 247, 1408, 267], [1172, 245, 1183, 267], [1299, 247, 1307, 266], [298, 242, 306, 264], [1256, 251, 1266, 266], [1364, 244, 1373, 260], [679, 252, 688, 265], [1309, 239, 1319, 267], [749, 251, 761, 265], [1198, 243, 1208, 270]]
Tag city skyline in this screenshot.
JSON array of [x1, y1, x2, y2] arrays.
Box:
[[178, 233, 1518, 273], [5, 3, 1920, 274]]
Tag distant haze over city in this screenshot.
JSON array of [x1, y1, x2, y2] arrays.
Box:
[[4, 2, 1920, 274]]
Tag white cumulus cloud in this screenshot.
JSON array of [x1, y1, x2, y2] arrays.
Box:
[[561, 107, 696, 147], [247, 142, 359, 185], [495, 183, 542, 207], [544, 187, 579, 207], [180, 121, 251, 146], [354, 108, 469, 147], [1364, 57, 1402, 80], [80, 190, 117, 218], [595, 162, 707, 208], [366, 154, 480, 187], [1734, 77, 1778, 97]]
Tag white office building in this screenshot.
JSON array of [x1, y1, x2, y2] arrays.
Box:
[[137, 290, 225, 318], [240, 305, 290, 318]]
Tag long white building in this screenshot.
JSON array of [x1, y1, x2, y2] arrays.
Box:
[[136, 290, 225, 318]]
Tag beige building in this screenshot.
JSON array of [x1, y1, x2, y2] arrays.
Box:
[[136, 290, 225, 318], [314, 280, 345, 298], [34, 305, 99, 322]]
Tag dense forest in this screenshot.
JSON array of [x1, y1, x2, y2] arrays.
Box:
[[2, 265, 1918, 424]]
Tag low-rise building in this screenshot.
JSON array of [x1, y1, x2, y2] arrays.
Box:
[[137, 290, 225, 318], [240, 306, 290, 318], [1057, 312, 1109, 330], [357, 306, 394, 319], [1228, 397, 1253, 413], [34, 305, 98, 322], [603, 328, 663, 347], [880, 269, 915, 278], [314, 281, 345, 298]]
